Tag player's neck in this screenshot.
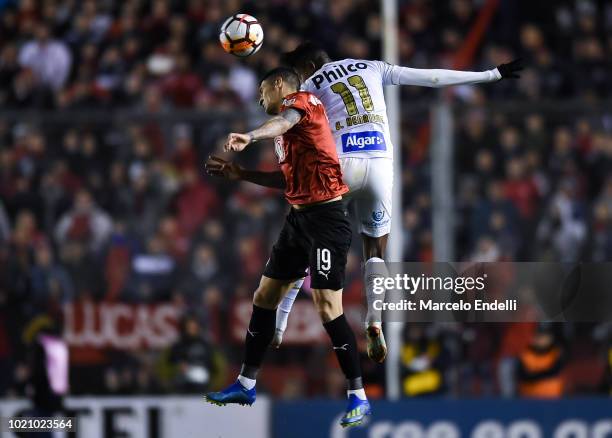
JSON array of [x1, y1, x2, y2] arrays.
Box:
[[281, 87, 298, 98]]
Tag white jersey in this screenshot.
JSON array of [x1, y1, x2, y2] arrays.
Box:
[[301, 58, 501, 160], [300, 58, 501, 236], [301, 59, 395, 159]]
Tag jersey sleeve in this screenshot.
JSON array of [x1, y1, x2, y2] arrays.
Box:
[[280, 92, 314, 124], [368, 60, 398, 86], [371, 60, 502, 87]]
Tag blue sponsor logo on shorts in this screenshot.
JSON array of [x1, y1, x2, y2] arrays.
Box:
[[341, 131, 386, 153], [372, 211, 385, 222], [364, 210, 390, 229]]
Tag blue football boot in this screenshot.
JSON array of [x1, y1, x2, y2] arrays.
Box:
[[204, 381, 256, 406], [340, 394, 372, 428]]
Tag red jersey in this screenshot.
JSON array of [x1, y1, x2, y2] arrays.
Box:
[[275, 91, 348, 205]]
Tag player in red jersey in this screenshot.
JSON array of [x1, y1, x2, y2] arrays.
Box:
[[205, 68, 371, 428]]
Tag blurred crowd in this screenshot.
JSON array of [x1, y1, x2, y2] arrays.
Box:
[[401, 107, 612, 264], [0, 0, 611, 399], [0, 0, 610, 110]]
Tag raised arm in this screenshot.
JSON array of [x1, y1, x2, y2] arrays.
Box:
[[205, 156, 285, 189], [224, 108, 302, 152], [380, 59, 523, 88], [239, 168, 286, 189]]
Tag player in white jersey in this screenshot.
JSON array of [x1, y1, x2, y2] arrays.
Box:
[[269, 43, 523, 363]]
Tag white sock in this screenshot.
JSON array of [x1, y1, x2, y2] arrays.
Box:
[[364, 257, 387, 327], [347, 388, 367, 400], [275, 278, 304, 332], [238, 375, 256, 390]]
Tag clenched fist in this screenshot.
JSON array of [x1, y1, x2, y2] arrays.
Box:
[[224, 133, 252, 152]]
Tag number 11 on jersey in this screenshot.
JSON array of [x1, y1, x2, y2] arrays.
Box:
[[330, 75, 374, 116]]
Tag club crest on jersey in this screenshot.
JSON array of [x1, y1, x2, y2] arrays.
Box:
[[341, 131, 386, 153], [372, 211, 385, 222], [274, 136, 286, 162], [309, 94, 322, 106]]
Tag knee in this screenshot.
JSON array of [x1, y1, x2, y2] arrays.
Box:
[[313, 294, 342, 322], [317, 306, 337, 323], [253, 281, 282, 309]]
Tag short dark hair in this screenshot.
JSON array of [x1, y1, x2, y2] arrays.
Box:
[[281, 42, 332, 72], [259, 67, 300, 90]]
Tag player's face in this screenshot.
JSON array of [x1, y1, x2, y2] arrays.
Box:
[[259, 79, 282, 115]]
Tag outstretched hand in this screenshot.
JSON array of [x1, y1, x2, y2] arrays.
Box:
[[205, 155, 243, 181], [224, 133, 251, 152], [497, 59, 523, 79]]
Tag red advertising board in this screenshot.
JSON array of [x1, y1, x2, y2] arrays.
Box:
[[64, 301, 180, 350]]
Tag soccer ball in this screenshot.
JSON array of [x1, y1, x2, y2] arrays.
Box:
[[219, 14, 264, 57]]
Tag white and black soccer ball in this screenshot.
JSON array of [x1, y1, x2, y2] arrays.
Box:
[[219, 13, 264, 57]]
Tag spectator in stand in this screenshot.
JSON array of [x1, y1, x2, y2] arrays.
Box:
[[170, 124, 198, 171], [58, 239, 105, 300], [470, 236, 501, 263], [172, 168, 219, 238], [470, 180, 520, 257], [537, 179, 587, 261], [523, 114, 548, 153], [127, 233, 177, 302], [503, 158, 540, 225], [23, 315, 69, 436], [18, 23, 71, 92], [168, 314, 224, 393], [161, 54, 203, 108], [30, 243, 74, 311], [0, 43, 20, 106], [54, 189, 113, 254], [183, 243, 220, 291], [589, 202, 612, 261], [548, 127, 579, 185], [517, 324, 566, 398], [459, 324, 501, 397], [400, 324, 447, 397], [588, 178, 612, 261], [10, 210, 45, 257], [0, 201, 11, 244], [7, 176, 44, 226]]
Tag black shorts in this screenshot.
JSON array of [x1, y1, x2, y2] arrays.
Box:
[[263, 200, 352, 290]]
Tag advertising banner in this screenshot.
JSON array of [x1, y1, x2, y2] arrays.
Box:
[[274, 398, 612, 438], [0, 396, 270, 438], [63, 302, 180, 350]]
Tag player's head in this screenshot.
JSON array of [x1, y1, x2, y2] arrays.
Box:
[[258, 67, 300, 115], [281, 42, 332, 83]]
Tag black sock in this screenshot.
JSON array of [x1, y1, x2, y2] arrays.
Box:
[[323, 314, 363, 388], [241, 304, 276, 378]]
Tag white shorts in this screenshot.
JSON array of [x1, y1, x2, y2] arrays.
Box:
[[340, 156, 393, 238]]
